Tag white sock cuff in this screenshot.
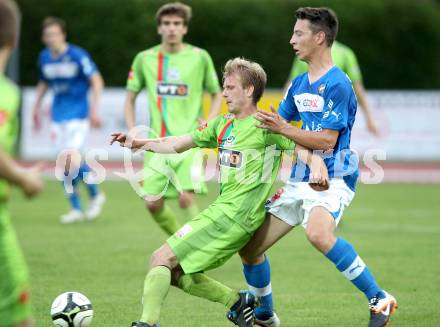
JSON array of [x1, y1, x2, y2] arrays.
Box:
[[248, 282, 272, 297]]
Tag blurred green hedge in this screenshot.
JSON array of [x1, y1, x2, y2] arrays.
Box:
[[16, 0, 440, 88]]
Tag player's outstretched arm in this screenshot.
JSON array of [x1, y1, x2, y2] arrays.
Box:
[[295, 144, 329, 191], [110, 133, 196, 154]]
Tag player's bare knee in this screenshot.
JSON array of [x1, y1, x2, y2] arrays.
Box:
[[240, 251, 263, 265], [306, 228, 322, 246], [145, 198, 164, 214], [149, 248, 169, 268], [306, 228, 332, 252], [179, 192, 194, 208], [149, 244, 178, 269]]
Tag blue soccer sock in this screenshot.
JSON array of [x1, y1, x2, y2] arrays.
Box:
[[63, 174, 82, 210], [78, 163, 99, 198], [243, 255, 274, 319], [325, 238, 384, 300]]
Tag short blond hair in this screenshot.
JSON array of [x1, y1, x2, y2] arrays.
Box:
[[155, 2, 192, 26], [223, 57, 267, 104]]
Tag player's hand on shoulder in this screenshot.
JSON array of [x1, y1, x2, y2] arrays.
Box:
[[256, 105, 288, 134]]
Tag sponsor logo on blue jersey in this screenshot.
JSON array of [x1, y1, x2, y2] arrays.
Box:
[[38, 44, 97, 122]]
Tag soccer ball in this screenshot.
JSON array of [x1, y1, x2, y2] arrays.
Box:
[[50, 292, 94, 327]]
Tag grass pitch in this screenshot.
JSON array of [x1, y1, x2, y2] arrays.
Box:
[[10, 181, 440, 326]]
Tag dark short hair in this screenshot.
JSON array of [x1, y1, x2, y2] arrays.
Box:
[[156, 2, 192, 26], [42, 16, 67, 34], [0, 0, 20, 48], [296, 7, 338, 47]]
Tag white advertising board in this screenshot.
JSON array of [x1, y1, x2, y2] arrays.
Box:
[[20, 88, 440, 161], [351, 91, 440, 161]]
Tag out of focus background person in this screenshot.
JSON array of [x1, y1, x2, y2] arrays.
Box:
[[0, 1, 43, 326], [31, 16, 105, 224], [123, 2, 221, 236]]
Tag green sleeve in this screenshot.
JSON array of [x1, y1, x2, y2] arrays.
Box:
[[126, 52, 146, 93], [266, 132, 295, 151], [344, 48, 363, 83], [289, 57, 308, 80], [202, 50, 221, 94], [190, 116, 221, 148], [0, 84, 19, 154]]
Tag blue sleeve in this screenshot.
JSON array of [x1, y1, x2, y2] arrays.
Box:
[[37, 52, 48, 82], [278, 79, 300, 122], [321, 82, 351, 131], [75, 48, 98, 78]]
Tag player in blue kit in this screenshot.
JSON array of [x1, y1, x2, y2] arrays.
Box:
[[32, 17, 105, 224], [238, 7, 397, 327]]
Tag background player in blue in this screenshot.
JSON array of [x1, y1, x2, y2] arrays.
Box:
[[32, 17, 105, 224], [238, 7, 397, 327]]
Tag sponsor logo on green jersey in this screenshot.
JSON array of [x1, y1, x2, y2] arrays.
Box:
[[156, 82, 189, 97], [219, 148, 243, 169]]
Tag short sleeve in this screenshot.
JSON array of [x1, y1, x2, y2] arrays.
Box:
[[0, 83, 19, 153], [321, 83, 351, 131], [202, 51, 221, 94], [190, 116, 221, 148], [126, 53, 146, 93], [343, 48, 362, 83], [266, 132, 295, 151], [37, 53, 48, 82], [77, 49, 98, 78], [278, 80, 300, 122]]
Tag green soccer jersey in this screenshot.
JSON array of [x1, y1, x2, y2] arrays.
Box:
[[127, 44, 221, 138], [0, 74, 19, 202], [289, 41, 362, 83], [190, 113, 295, 233]]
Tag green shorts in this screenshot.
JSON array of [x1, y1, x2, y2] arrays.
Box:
[[0, 205, 32, 327], [167, 205, 251, 274], [143, 149, 207, 199]]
